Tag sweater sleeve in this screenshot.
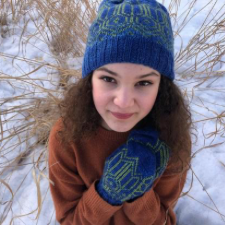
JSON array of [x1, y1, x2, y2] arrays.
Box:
[[122, 162, 189, 225], [48, 121, 122, 225]]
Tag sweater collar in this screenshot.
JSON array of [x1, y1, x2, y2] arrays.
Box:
[[97, 125, 130, 141]]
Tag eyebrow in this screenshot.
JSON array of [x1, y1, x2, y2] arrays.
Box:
[[96, 67, 159, 78]]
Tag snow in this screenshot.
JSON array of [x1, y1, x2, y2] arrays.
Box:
[[0, 0, 225, 224]]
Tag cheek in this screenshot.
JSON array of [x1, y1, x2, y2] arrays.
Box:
[[92, 85, 110, 110], [140, 88, 159, 114]]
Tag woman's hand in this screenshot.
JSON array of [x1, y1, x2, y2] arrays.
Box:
[[96, 127, 171, 205]]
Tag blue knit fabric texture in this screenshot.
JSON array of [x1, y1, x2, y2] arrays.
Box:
[[82, 0, 174, 80], [97, 127, 171, 205]]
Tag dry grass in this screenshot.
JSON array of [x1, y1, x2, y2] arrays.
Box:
[[0, 0, 225, 224]]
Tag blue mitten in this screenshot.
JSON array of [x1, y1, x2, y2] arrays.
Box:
[[96, 127, 171, 205]]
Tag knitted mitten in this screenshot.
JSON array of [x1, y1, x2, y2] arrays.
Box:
[[96, 127, 171, 205]]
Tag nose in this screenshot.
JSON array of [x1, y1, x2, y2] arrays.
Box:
[[113, 87, 135, 109]]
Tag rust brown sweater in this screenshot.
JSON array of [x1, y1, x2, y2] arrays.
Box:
[[48, 120, 189, 225]]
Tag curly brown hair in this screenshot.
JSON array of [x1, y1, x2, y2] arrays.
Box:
[[58, 73, 192, 172]]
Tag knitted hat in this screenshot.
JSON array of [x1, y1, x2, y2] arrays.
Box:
[[82, 0, 174, 80]]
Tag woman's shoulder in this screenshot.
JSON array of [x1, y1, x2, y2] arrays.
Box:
[[48, 118, 77, 174], [49, 117, 71, 146], [50, 117, 64, 135], [48, 118, 75, 159]]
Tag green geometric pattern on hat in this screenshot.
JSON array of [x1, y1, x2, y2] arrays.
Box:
[[87, 0, 173, 54]]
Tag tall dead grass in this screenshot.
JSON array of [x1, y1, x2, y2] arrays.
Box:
[[0, 0, 225, 224]]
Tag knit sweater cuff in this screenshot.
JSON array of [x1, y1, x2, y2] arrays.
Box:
[[83, 180, 122, 220], [122, 189, 161, 224]]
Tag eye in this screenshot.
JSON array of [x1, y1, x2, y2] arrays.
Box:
[[136, 81, 153, 86], [100, 76, 116, 83]]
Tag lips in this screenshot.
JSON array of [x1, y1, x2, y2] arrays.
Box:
[[111, 112, 134, 119]]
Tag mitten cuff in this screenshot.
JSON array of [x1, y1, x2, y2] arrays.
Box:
[[128, 128, 159, 146]]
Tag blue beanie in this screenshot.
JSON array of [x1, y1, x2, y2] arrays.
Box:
[[82, 0, 175, 80]]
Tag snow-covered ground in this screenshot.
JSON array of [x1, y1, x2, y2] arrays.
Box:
[[0, 0, 225, 224]]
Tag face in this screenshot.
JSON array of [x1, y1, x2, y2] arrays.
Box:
[[92, 63, 161, 132]]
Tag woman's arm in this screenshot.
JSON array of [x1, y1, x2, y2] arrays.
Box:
[[48, 122, 122, 225], [122, 167, 188, 225]]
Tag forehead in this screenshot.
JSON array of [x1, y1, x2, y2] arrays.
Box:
[[96, 63, 160, 76]]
